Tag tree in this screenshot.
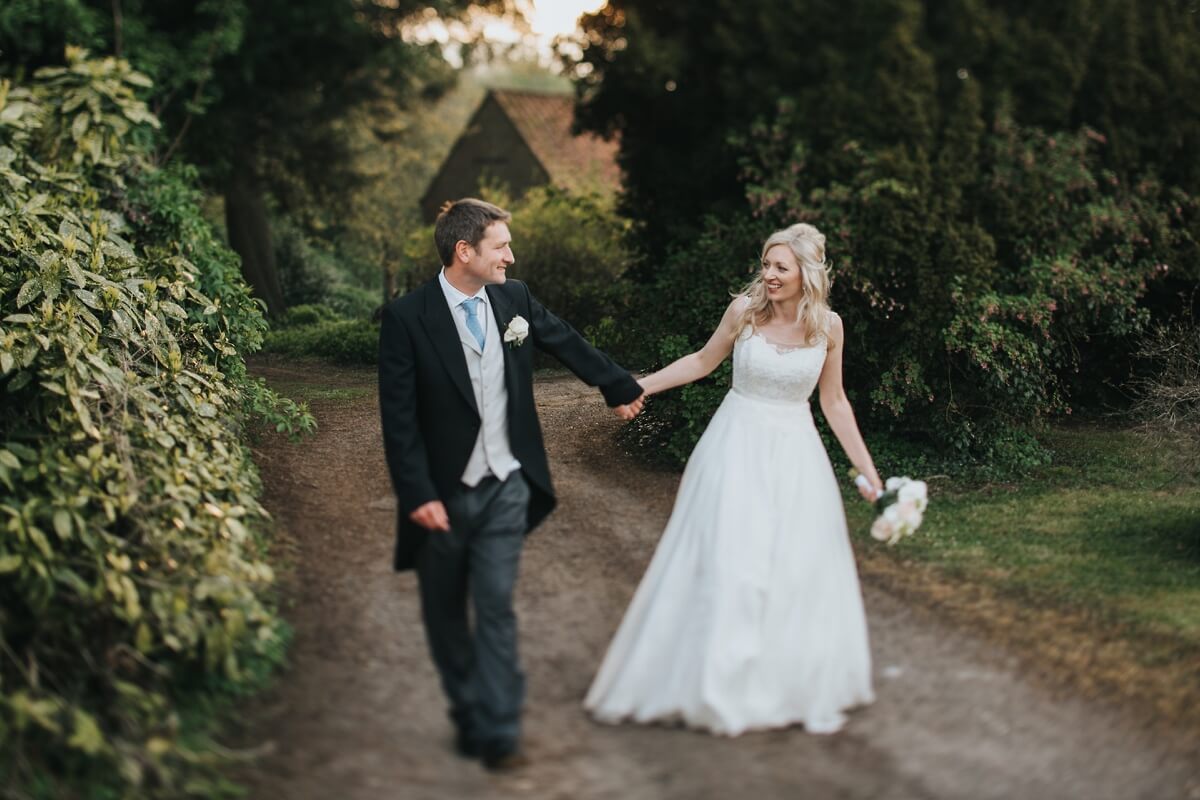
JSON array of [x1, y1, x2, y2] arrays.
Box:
[[571, 0, 1200, 467], [568, 0, 1200, 264], [1, 0, 496, 315]]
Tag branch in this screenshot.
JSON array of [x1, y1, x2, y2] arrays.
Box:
[[159, 36, 220, 166]]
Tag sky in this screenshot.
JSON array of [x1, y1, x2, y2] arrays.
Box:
[[404, 0, 608, 67], [526, 0, 608, 40]]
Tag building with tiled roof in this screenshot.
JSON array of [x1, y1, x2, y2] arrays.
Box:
[[419, 89, 621, 222]]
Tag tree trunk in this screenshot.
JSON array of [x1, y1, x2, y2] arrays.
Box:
[[225, 165, 285, 317], [381, 267, 396, 309]]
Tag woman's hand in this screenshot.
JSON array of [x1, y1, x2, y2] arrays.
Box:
[[853, 473, 883, 502]]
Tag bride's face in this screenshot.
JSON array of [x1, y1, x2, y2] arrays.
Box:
[[761, 245, 803, 303]]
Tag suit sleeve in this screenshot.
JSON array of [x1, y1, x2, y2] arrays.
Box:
[[378, 303, 438, 514], [522, 282, 642, 407]]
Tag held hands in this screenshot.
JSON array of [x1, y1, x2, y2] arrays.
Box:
[[409, 500, 451, 532], [613, 391, 646, 421]]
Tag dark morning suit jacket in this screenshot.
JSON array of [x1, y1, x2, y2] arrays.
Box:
[[378, 276, 642, 571]]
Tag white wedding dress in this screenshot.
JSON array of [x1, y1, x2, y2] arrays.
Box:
[[584, 327, 874, 735]]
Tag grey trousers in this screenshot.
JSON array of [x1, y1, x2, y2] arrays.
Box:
[[415, 470, 530, 748]]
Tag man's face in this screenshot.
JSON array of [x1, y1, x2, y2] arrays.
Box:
[[461, 221, 515, 287]]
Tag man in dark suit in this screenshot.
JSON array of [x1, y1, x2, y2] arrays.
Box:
[[378, 198, 644, 771]]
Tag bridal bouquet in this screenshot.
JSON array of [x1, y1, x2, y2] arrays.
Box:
[[850, 470, 929, 546]]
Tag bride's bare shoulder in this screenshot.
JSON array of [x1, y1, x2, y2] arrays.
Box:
[[825, 310, 843, 347], [722, 294, 752, 318]]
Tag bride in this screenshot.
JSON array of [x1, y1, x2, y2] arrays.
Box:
[[585, 222, 883, 736]]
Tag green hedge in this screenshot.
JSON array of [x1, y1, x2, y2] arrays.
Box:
[[0, 51, 311, 797], [620, 104, 1198, 475], [262, 318, 379, 365]]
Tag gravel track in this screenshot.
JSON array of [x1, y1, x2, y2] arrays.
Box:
[[235, 363, 1199, 800]]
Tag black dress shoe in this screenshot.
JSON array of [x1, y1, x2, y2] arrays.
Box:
[[481, 741, 529, 772], [455, 729, 481, 759]]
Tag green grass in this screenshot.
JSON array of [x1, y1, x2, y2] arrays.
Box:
[[269, 384, 373, 405], [847, 425, 1200, 649]]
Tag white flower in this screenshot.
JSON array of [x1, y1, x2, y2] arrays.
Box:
[[895, 499, 921, 526], [898, 480, 928, 512], [503, 315, 530, 347], [870, 515, 896, 544], [867, 475, 931, 546]]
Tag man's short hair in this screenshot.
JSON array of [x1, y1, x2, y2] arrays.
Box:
[[434, 198, 512, 266]]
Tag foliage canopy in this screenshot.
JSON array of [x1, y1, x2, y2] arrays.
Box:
[[571, 0, 1200, 468]]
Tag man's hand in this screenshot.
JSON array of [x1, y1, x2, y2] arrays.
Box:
[[409, 500, 451, 532], [613, 392, 646, 421]]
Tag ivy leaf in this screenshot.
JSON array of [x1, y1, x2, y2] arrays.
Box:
[[7, 442, 36, 460], [65, 257, 87, 287], [135, 623, 153, 653], [71, 111, 90, 141], [160, 302, 187, 320], [0, 553, 22, 573], [67, 709, 105, 755], [6, 370, 30, 393], [73, 289, 100, 308], [16, 278, 41, 307], [53, 509, 72, 539]]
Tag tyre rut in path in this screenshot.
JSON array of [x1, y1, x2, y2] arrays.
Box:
[[236, 362, 1199, 800]]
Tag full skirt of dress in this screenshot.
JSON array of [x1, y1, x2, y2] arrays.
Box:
[[584, 389, 874, 735]]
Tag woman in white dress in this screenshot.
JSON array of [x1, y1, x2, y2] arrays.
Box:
[[585, 223, 884, 736]]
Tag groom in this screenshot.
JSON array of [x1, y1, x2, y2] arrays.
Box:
[[378, 198, 644, 771]]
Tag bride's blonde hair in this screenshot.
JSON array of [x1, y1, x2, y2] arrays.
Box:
[[732, 223, 832, 345]]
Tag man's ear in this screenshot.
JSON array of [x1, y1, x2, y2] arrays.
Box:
[[454, 240, 472, 264]]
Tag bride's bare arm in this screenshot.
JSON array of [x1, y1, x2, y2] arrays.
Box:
[[637, 299, 740, 396], [817, 313, 884, 497]]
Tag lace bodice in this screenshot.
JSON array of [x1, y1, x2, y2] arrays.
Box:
[[732, 329, 827, 405]]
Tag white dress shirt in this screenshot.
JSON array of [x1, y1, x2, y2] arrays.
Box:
[[438, 270, 521, 486]]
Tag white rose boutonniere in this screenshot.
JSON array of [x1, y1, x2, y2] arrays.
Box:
[[503, 315, 530, 348]]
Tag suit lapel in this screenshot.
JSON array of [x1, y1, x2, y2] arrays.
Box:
[[420, 279, 479, 416], [486, 285, 521, 408]]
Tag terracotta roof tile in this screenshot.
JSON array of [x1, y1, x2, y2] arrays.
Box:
[[491, 89, 621, 195]]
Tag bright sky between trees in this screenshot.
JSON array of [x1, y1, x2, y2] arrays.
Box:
[[404, 0, 607, 67], [527, 0, 607, 39]]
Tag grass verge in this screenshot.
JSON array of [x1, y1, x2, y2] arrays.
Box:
[[847, 424, 1200, 736]]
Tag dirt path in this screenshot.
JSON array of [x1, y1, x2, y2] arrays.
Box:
[[235, 362, 1198, 800]]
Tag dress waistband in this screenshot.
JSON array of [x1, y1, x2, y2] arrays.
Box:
[[730, 387, 813, 412]]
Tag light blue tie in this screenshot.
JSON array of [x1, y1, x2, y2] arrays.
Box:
[[461, 297, 486, 352]]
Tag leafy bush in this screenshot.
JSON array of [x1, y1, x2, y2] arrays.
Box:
[[262, 319, 379, 364], [274, 215, 381, 319], [0, 50, 311, 797], [732, 95, 1196, 468], [277, 303, 340, 328], [504, 185, 634, 336], [325, 282, 380, 320], [568, 0, 1200, 475], [611, 216, 764, 463], [622, 98, 1198, 474], [396, 185, 635, 338]]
